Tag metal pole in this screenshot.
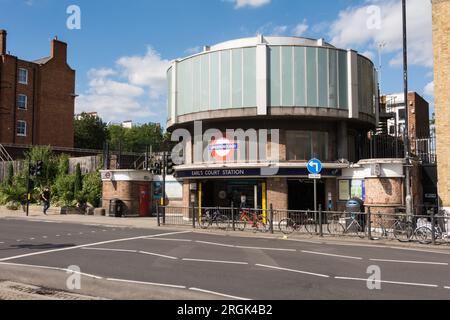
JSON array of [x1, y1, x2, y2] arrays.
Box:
[[231, 202, 235, 232], [162, 152, 166, 225], [156, 202, 160, 227], [270, 203, 274, 234], [431, 210, 436, 245], [192, 201, 195, 229], [402, 0, 413, 218], [26, 161, 31, 217], [314, 179, 317, 233], [318, 204, 323, 237], [368, 207, 372, 240]]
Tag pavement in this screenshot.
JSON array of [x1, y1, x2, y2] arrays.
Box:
[[1, 207, 450, 300]]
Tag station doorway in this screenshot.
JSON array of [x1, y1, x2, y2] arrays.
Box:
[[288, 179, 325, 211], [201, 180, 264, 209]]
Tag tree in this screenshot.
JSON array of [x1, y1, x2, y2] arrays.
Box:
[[74, 163, 83, 197], [107, 123, 164, 153], [74, 113, 109, 150], [6, 163, 13, 187]]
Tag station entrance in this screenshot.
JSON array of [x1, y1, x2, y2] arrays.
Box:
[[288, 179, 326, 211], [201, 180, 264, 209]]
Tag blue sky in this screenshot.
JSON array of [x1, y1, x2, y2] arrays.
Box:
[[0, 0, 434, 127]]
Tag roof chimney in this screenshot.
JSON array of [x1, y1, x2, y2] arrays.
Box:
[[0, 30, 7, 55], [51, 37, 67, 62]]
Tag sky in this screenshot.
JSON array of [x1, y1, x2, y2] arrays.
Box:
[[0, 0, 435, 128]]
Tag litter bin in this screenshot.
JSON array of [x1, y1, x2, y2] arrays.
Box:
[[109, 199, 123, 218], [345, 198, 365, 229]]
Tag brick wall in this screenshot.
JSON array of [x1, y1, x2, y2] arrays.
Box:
[[267, 178, 288, 210], [433, 0, 450, 207]]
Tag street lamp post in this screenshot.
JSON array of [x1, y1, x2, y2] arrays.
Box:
[[402, 0, 413, 217]]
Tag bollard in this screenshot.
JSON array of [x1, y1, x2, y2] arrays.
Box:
[[270, 204, 274, 234], [231, 202, 235, 232], [191, 202, 196, 229], [156, 203, 160, 227], [431, 210, 436, 245], [319, 204, 323, 237], [368, 207, 372, 240]]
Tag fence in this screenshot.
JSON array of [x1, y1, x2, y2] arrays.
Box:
[[156, 204, 449, 245]]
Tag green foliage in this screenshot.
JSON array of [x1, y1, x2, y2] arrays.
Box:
[[74, 113, 109, 150], [74, 163, 83, 196], [108, 123, 164, 153], [81, 171, 102, 207], [6, 163, 14, 187], [53, 173, 76, 207], [24, 146, 58, 189]]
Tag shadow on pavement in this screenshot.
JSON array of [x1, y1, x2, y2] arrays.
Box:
[[1, 243, 76, 251]]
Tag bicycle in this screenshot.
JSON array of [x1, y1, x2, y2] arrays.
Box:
[[414, 212, 449, 244], [327, 212, 365, 238], [199, 208, 230, 230], [279, 211, 315, 235], [237, 208, 270, 233], [368, 213, 414, 242]]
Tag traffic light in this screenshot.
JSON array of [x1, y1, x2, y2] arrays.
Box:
[[36, 160, 44, 177], [166, 155, 175, 175], [29, 164, 36, 176], [152, 162, 162, 175]]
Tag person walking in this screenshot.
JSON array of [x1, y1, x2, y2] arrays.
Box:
[[41, 187, 51, 215]]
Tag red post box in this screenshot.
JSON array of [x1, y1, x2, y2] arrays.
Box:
[[139, 184, 150, 217]]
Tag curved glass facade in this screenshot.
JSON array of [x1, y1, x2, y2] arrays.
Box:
[[167, 37, 378, 123]]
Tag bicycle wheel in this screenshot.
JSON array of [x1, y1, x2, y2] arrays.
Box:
[[303, 217, 316, 234], [215, 215, 230, 231], [327, 219, 344, 235], [415, 227, 433, 244], [256, 219, 271, 233], [199, 215, 211, 229], [393, 221, 414, 242], [236, 216, 248, 231], [279, 218, 295, 235], [354, 223, 366, 239]]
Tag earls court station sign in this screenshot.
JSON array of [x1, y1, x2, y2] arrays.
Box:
[[175, 168, 341, 178]]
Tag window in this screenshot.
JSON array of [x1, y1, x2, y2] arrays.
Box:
[[18, 68, 28, 85], [17, 94, 27, 110], [286, 131, 329, 161], [17, 121, 27, 136], [398, 108, 406, 121]]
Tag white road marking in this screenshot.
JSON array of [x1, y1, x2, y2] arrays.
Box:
[[16, 240, 22, 242], [56, 235, 60, 237], [29, 238, 35, 241], [67, 234, 72, 236], [144, 238, 193, 243], [42, 236, 48, 239], [189, 288, 250, 300], [256, 264, 330, 278], [237, 246, 296, 252], [195, 241, 235, 248], [0, 262, 103, 279], [0, 230, 192, 262], [369, 259, 449, 266], [195, 240, 296, 252], [389, 247, 450, 256], [301, 250, 363, 260], [82, 248, 138, 254], [182, 258, 248, 265], [335, 276, 439, 288], [445, 287, 450, 290], [139, 251, 178, 260], [106, 278, 186, 289]]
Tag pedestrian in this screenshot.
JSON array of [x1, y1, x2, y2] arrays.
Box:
[[41, 187, 51, 215]]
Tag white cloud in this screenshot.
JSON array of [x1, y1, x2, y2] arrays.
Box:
[[185, 46, 202, 55], [229, 0, 271, 9], [424, 81, 434, 98], [293, 20, 309, 37], [328, 0, 432, 68], [76, 47, 170, 123], [257, 23, 289, 36], [361, 50, 375, 61]]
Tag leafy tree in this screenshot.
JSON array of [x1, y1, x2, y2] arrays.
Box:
[[74, 113, 109, 150], [107, 123, 164, 153], [74, 163, 83, 196], [81, 171, 102, 207], [6, 163, 14, 187]]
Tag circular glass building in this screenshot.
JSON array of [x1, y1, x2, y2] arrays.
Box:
[[167, 36, 378, 211]]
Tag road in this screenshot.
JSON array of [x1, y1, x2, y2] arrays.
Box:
[[1, 217, 450, 300]]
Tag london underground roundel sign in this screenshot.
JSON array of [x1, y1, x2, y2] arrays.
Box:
[[209, 138, 238, 161]]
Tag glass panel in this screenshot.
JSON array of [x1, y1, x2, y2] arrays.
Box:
[[269, 46, 281, 106], [201, 54, 210, 111], [338, 51, 348, 109], [243, 47, 256, 107], [210, 52, 220, 110], [232, 49, 243, 108], [317, 48, 328, 107], [193, 56, 202, 113], [306, 47, 318, 106], [294, 47, 306, 106], [282, 46, 293, 106], [221, 50, 231, 109], [328, 49, 338, 108], [286, 130, 329, 161]]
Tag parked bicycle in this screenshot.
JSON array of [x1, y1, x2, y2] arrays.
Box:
[[199, 208, 230, 230], [368, 213, 415, 242], [279, 211, 315, 235], [414, 211, 448, 244], [327, 213, 365, 238], [237, 208, 270, 233]]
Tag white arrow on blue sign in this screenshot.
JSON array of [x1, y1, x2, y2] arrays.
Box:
[[307, 159, 322, 175]]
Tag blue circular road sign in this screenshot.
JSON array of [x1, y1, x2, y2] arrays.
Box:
[[307, 159, 323, 175]]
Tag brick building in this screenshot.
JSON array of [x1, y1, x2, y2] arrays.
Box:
[[0, 30, 76, 148], [380, 92, 430, 139], [432, 0, 450, 212]]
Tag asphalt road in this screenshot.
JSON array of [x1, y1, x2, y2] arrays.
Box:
[[1, 217, 450, 300]]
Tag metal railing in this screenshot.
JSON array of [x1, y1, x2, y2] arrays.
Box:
[[156, 204, 449, 245]]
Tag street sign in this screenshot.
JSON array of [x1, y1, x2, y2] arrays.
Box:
[[307, 159, 322, 175], [308, 174, 321, 180]]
